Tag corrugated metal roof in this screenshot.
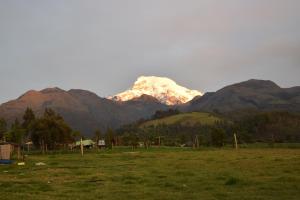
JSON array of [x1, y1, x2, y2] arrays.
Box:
[[75, 140, 95, 146]]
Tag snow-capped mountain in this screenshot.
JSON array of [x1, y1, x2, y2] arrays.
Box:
[[109, 76, 202, 105]]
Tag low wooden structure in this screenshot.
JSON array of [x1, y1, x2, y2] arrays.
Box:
[[25, 141, 33, 152], [0, 142, 18, 160], [97, 140, 106, 149], [75, 139, 95, 149]]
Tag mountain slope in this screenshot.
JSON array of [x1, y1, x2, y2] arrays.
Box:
[[110, 76, 202, 105], [141, 112, 222, 127], [1, 79, 299, 136], [0, 88, 168, 136], [186, 79, 300, 113]]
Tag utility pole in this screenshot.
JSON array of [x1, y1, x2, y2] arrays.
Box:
[[156, 136, 164, 147], [158, 136, 161, 147], [80, 137, 84, 156], [195, 135, 199, 149], [17, 145, 21, 160], [234, 133, 238, 150]]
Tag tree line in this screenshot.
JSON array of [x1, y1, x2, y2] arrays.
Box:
[[115, 111, 300, 148], [1, 108, 299, 151], [0, 108, 76, 151], [0, 108, 120, 151]]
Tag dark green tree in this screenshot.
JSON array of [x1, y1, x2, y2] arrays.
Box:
[[123, 132, 139, 150], [5, 118, 26, 159], [22, 108, 35, 128], [72, 130, 81, 140], [6, 118, 26, 144], [0, 118, 7, 140], [30, 108, 74, 151], [105, 128, 115, 149], [94, 129, 102, 144], [210, 127, 226, 147], [22, 107, 35, 140]]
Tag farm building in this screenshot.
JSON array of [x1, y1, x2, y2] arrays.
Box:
[[97, 140, 106, 148], [0, 142, 19, 164], [75, 139, 95, 149]]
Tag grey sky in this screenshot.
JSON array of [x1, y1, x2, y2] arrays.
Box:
[[1, 0, 300, 103]]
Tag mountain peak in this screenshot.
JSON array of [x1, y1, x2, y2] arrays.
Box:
[[109, 76, 202, 105], [226, 79, 281, 91], [40, 87, 65, 94]]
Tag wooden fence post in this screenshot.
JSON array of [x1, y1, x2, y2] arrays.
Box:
[[80, 138, 84, 156], [17, 146, 21, 160], [158, 136, 161, 147], [234, 133, 238, 150], [196, 135, 200, 149]]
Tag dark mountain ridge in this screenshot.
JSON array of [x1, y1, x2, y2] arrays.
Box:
[[0, 88, 168, 136], [0, 79, 299, 136], [185, 79, 300, 113]]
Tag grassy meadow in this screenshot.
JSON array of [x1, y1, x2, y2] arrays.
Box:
[[0, 147, 300, 200], [141, 112, 221, 127]]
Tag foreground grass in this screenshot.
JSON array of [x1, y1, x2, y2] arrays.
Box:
[[0, 147, 299, 200]]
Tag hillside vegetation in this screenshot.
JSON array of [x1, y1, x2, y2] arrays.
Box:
[[117, 111, 300, 147], [141, 112, 221, 127]]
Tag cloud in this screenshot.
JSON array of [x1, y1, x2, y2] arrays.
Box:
[[0, 0, 300, 103]]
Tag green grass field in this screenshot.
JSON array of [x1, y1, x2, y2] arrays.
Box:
[[0, 147, 300, 200], [141, 112, 221, 127]]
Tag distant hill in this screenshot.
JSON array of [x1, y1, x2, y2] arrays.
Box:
[[185, 79, 300, 113], [0, 88, 168, 136], [140, 112, 222, 127], [0, 79, 299, 136]]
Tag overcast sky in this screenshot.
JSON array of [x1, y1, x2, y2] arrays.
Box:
[[0, 0, 300, 103]]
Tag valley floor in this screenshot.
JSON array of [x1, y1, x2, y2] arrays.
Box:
[[0, 147, 300, 200]]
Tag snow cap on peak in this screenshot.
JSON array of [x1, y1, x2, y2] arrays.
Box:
[[109, 76, 202, 105]]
